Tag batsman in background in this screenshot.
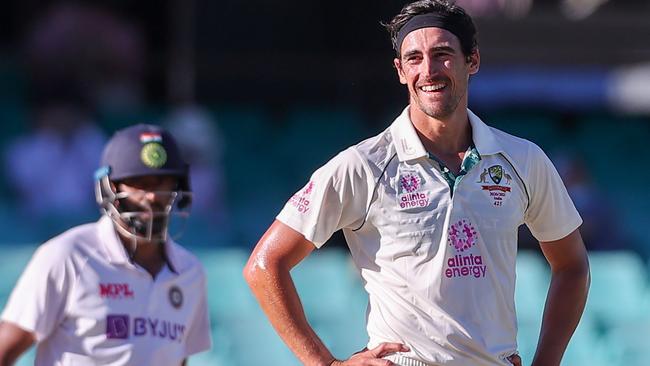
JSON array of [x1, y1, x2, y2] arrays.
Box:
[[0, 124, 211, 365], [244, 1, 590, 365]]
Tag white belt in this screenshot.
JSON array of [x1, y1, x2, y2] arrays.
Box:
[[384, 354, 436, 366]]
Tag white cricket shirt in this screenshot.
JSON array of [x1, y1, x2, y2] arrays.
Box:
[[1, 216, 211, 366], [277, 107, 582, 365]]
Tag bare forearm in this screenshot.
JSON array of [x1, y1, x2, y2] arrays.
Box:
[[245, 264, 335, 366], [532, 267, 590, 366]]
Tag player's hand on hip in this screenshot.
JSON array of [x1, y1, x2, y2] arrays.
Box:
[[506, 354, 522, 366], [330, 342, 410, 366]]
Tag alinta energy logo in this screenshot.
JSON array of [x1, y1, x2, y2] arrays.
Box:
[[398, 171, 428, 209], [445, 219, 487, 279], [289, 181, 314, 214]]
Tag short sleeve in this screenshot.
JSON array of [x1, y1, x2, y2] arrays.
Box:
[[184, 267, 212, 356], [276, 148, 372, 248], [524, 144, 583, 242], [1, 243, 73, 341]]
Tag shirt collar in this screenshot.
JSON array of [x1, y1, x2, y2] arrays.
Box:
[[390, 106, 428, 162], [468, 109, 503, 156], [98, 215, 178, 273], [390, 106, 503, 162], [99, 216, 130, 265]]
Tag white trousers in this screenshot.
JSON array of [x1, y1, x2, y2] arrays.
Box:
[[383, 354, 436, 366]]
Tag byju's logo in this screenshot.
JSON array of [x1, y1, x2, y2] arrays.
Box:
[[105, 315, 186, 343], [106, 315, 129, 339], [445, 219, 487, 279]]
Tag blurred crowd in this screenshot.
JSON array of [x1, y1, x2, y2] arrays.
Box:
[[0, 3, 228, 244], [0, 2, 646, 259]]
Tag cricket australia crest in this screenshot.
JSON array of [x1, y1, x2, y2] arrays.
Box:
[[488, 165, 503, 185], [478, 164, 513, 207]]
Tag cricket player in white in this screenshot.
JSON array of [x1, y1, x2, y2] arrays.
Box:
[[244, 1, 590, 366], [0, 124, 211, 365]]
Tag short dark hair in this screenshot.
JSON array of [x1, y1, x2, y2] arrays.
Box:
[[382, 0, 478, 57]]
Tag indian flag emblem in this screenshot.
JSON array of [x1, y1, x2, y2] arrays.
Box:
[[141, 143, 167, 168], [140, 132, 163, 144]]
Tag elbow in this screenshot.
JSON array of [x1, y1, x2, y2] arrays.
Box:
[[573, 263, 591, 293], [243, 255, 285, 302], [243, 252, 290, 298], [575, 264, 591, 297], [566, 257, 590, 279], [243, 255, 268, 289], [553, 258, 591, 290], [576, 255, 591, 286]]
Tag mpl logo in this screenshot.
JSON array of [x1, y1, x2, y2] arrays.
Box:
[[445, 219, 487, 279], [288, 181, 314, 214], [397, 171, 428, 209], [100, 283, 135, 299]]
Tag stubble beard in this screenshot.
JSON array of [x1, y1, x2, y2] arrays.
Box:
[[412, 87, 463, 120]]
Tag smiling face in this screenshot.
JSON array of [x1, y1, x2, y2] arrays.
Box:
[[394, 27, 480, 121]]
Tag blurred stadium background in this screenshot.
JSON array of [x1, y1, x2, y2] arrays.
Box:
[[1, 0, 649, 365]]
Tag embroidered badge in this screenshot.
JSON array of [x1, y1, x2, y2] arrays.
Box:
[[169, 286, 183, 309], [141, 143, 168, 168], [489, 165, 503, 185], [478, 165, 513, 207]]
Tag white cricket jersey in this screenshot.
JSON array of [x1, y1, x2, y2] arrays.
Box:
[[1, 216, 211, 366], [277, 107, 582, 366]]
